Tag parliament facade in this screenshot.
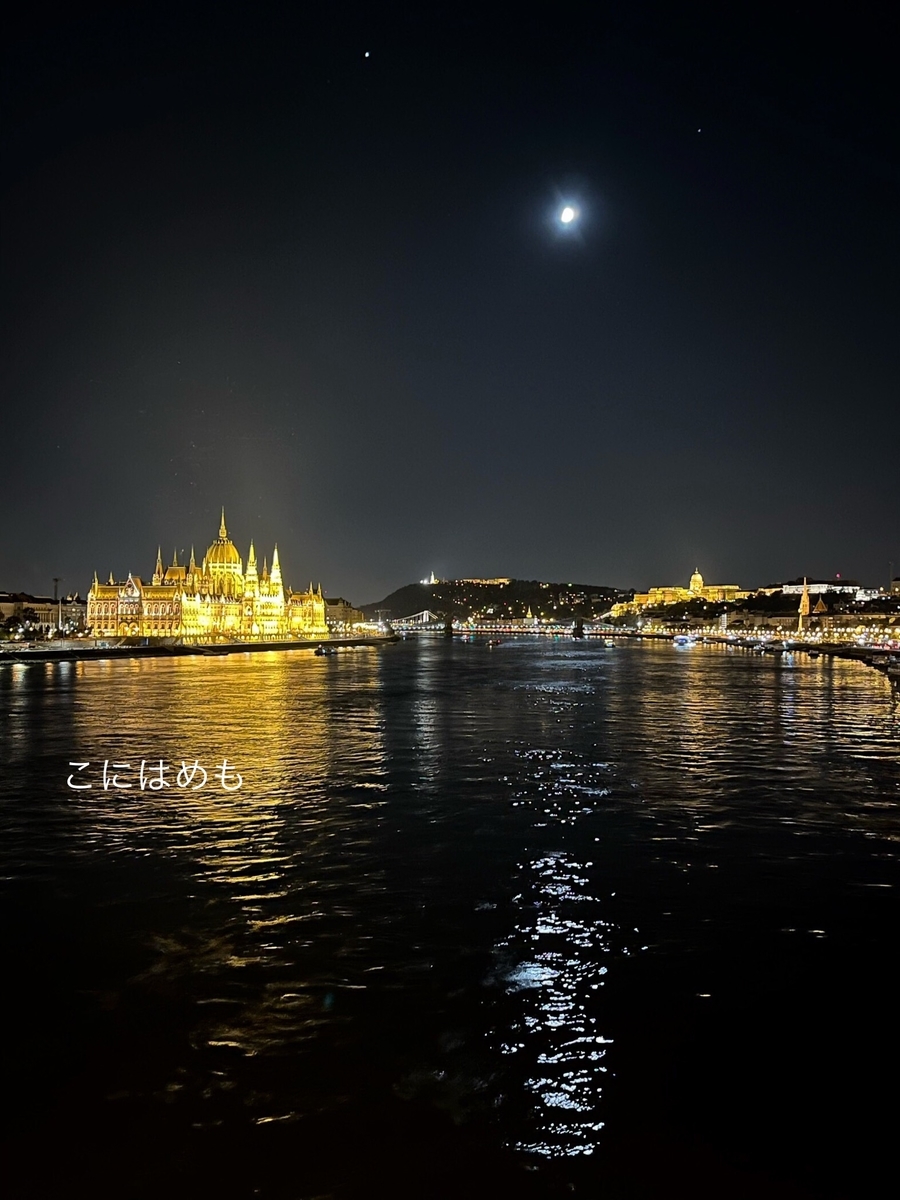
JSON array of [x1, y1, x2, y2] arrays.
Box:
[[86, 512, 327, 642]]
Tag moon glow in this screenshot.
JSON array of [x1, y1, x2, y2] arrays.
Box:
[[560, 205, 576, 224]]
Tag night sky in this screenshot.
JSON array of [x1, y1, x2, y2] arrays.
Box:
[[3, 3, 898, 603]]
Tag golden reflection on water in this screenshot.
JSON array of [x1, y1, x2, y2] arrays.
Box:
[[62, 652, 390, 1073], [67, 651, 386, 842], [599, 645, 899, 822]]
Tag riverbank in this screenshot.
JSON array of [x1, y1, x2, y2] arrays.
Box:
[[0, 634, 399, 664]]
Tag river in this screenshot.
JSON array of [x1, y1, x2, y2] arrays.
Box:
[[1, 638, 897, 1197]]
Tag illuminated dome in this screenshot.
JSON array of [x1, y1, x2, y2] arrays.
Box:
[[689, 568, 704, 594], [205, 510, 243, 571], [206, 537, 241, 566]]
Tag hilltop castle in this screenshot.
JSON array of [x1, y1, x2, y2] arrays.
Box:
[[610, 568, 749, 617], [86, 510, 327, 641]]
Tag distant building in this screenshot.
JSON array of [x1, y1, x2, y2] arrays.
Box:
[[59, 594, 87, 631], [781, 579, 859, 596], [781, 579, 884, 602], [1, 592, 50, 624], [0, 591, 86, 635], [611, 569, 748, 616], [324, 597, 366, 631], [454, 578, 512, 586], [86, 511, 327, 641]]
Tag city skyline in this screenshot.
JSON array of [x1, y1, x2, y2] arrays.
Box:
[[5, 536, 899, 614]]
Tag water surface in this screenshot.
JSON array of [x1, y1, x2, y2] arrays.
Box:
[[1, 639, 897, 1197]]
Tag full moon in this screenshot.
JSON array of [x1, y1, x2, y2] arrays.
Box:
[[560, 205, 576, 224]]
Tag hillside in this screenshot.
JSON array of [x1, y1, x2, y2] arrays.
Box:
[[362, 579, 632, 623]]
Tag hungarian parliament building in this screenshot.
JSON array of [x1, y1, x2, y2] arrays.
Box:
[[86, 511, 328, 641]]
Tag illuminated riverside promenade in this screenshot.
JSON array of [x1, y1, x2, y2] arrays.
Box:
[[405, 616, 899, 647]]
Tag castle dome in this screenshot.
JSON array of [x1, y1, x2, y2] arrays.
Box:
[[689, 568, 704, 594]]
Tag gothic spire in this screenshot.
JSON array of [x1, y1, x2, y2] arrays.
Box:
[[219, 507, 227, 538]]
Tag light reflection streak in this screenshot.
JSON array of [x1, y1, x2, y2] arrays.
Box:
[[494, 852, 619, 1158]]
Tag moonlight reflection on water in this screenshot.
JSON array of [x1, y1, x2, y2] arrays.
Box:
[[497, 851, 619, 1157]]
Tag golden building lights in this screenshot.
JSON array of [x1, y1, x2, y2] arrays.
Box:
[[86, 510, 328, 643]]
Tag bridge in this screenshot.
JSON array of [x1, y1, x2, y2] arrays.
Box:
[[389, 610, 448, 631], [389, 613, 620, 636]]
